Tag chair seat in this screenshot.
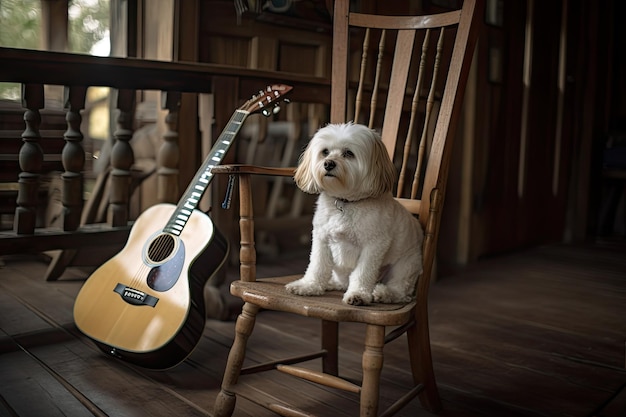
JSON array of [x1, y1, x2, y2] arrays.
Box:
[[231, 275, 417, 326]]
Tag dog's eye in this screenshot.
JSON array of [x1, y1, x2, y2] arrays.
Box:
[[322, 149, 329, 156], [343, 149, 355, 158]]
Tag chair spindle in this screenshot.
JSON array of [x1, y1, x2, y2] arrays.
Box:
[[412, 27, 446, 200]]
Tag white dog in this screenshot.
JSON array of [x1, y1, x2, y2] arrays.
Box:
[[285, 122, 424, 305]]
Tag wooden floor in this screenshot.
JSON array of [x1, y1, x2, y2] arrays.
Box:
[[1, 240, 625, 417]]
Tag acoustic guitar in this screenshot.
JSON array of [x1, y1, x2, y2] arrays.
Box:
[[73, 84, 293, 369]]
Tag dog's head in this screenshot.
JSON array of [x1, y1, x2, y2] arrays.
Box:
[[294, 122, 396, 201]]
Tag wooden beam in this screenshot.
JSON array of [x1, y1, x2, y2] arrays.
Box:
[[0, 47, 330, 94], [0, 223, 131, 255]]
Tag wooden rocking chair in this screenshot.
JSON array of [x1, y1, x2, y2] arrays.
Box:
[[213, 0, 483, 415]]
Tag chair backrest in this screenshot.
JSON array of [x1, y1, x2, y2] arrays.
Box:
[[330, 0, 481, 298]]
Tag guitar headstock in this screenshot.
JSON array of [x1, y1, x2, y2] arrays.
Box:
[[240, 84, 293, 116]]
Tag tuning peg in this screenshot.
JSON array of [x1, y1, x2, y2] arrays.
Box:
[[272, 105, 281, 114], [262, 108, 272, 117]]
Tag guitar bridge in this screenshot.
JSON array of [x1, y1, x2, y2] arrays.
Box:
[[114, 284, 159, 307]]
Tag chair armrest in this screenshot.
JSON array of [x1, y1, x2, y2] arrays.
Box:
[[212, 164, 296, 177], [212, 164, 297, 282]]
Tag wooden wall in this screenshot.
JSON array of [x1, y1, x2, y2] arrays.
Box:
[[190, 0, 621, 264], [7, 0, 616, 267], [439, 0, 621, 264]]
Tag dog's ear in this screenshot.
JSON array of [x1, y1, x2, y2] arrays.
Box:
[[294, 145, 320, 194], [369, 134, 397, 197]]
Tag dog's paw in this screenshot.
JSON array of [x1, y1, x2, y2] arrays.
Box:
[[285, 279, 326, 296], [373, 284, 413, 304], [372, 284, 393, 303], [343, 290, 372, 306]]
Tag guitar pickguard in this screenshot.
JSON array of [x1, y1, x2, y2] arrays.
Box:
[[144, 232, 186, 292]]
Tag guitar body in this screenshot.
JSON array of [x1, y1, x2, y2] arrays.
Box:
[[73, 204, 228, 369]]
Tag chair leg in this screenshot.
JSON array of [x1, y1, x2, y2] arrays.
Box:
[[407, 311, 442, 412], [361, 324, 385, 417], [321, 320, 339, 376], [214, 302, 260, 417]]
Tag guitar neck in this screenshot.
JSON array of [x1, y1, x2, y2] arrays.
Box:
[[164, 109, 249, 236]]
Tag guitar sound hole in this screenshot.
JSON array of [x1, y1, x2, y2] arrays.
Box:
[[147, 234, 176, 262]]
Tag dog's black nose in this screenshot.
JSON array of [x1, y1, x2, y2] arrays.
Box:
[[324, 160, 336, 172]]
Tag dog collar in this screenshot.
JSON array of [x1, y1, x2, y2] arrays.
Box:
[[334, 198, 348, 212]]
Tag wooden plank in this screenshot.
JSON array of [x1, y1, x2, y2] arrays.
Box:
[[422, 244, 626, 415], [0, 224, 132, 255], [26, 341, 211, 417], [0, 350, 93, 417], [0, 255, 274, 417], [0, 265, 99, 417], [209, 242, 626, 416], [0, 287, 52, 338], [0, 257, 211, 417], [596, 383, 626, 417], [0, 257, 84, 325], [0, 47, 329, 95], [1, 242, 625, 416]]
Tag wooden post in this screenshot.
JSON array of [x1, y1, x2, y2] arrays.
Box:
[[108, 89, 135, 227], [211, 76, 240, 258], [40, 0, 68, 52], [61, 86, 87, 231], [158, 91, 181, 203], [15, 84, 44, 234]]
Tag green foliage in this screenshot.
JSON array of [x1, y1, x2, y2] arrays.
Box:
[[69, 0, 110, 54], [0, 0, 41, 50]]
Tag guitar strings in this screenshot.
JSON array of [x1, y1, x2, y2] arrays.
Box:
[[142, 233, 172, 288], [127, 112, 246, 291], [120, 231, 167, 290]]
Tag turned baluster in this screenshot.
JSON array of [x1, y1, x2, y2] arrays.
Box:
[[157, 91, 181, 203], [108, 89, 135, 227], [15, 84, 44, 234], [61, 86, 87, 231]]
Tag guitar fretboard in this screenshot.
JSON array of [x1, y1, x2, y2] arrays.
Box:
[[164, 110, 249, 236]]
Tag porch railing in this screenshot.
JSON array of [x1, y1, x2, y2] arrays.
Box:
[[0, 46, 329, 256]]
